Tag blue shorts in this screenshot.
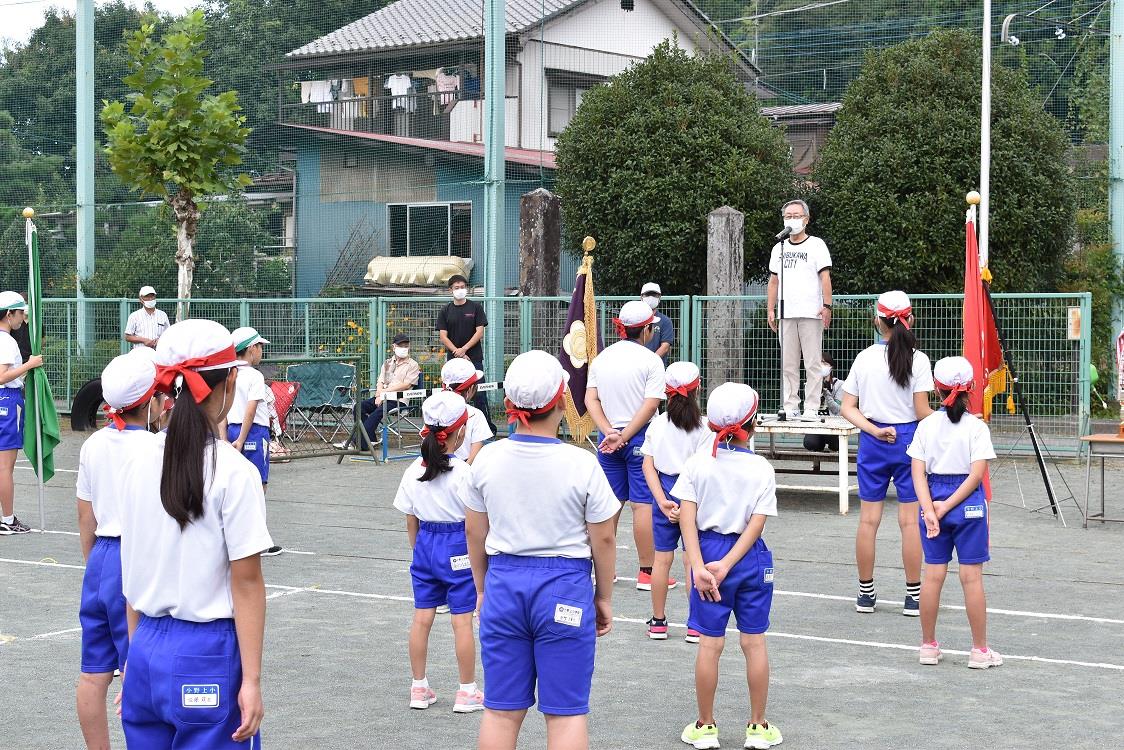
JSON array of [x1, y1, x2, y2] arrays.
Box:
[[79, 536, 129, 673], [688, 533, 774, 637], [857, 420, 918, 502], [122, 615, 261, 749], [411, 521, 477, 615], [919, 474, 991, 565], [652, 472, 683, 553], [597, 426, 654, 504], [227, 423, 270, 484], [479, 555, 595, 716], [0, 388, 24, 451]]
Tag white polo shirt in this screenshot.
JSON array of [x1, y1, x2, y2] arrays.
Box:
[[124, 308, 171, 350], [119, 433, 274, 622], [227, 366, 270, 427], [0, 331, 23, 388], [453, 404, 493, 461], [640, 413, 711, 476], [843, 343, 934, 424], [464, 434, 621, 558], [907, 411, 996, 475], [769, 235, 832, 319], [393, 456, 473, 522], [586, 340, 665, 430], [672, 446, 778, 535], [77, 426, 160, 538]]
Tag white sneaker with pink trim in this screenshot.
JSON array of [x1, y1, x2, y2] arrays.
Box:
[[968, 648, 1003, 669], [409, 686, 437, 709], [453, 689, 485, 713]]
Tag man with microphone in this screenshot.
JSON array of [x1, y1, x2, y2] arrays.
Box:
[[767, 199, 833, 419]]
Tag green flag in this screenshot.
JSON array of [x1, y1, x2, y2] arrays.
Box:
[[23, 218, 59, 484]]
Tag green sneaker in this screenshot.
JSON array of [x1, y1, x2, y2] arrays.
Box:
[[681, 721, 721, 749], [744, 722, 783, 749]]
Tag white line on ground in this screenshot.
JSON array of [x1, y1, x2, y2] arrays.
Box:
[[30, 529, 79, 537], [27, 626, 83, 640], [0, 556, 84, 570]]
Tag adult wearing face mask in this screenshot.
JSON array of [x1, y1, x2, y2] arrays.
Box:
[[124, 285, 170, 350], [767, 199, 833, 419], [640, 282, 675, 365], [436, 275, 496, 432], [352, 333, 420, 449]]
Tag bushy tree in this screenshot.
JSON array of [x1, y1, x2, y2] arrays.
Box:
[[555, 40, 793, 295], [813, 30, 1074, 294]]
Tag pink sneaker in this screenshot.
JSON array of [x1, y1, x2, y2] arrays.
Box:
[[409, 686, 437, 709], [919, 641, 942, 665], [453, 689, 485, 713], [968, 647, 1003, 669], [684, 628, 701, 644], [635, 570, 678, 591]]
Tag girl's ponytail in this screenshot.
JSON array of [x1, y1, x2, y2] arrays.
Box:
[[418, 427, 453, 482], [885, 318, 918, 389], [160, 368, 231, 529], [944, 390, 971, 424], [666, 389, 702, 432]]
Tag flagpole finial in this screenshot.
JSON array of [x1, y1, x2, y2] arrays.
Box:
[[581, 236, 596, 254], [966, 191, 982, 206], [22, 207, 34, 219]]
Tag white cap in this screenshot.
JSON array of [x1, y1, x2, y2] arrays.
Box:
[[934, 356, 974, 389], [441, 358, 483, 391], [231, 326, 270, 353], [641, 282, 662, 295], [876, 290, 912, 317], [617, 300, 655, 328], [0, 291, 27, 312], [422, 391, 470, 428], [503, 350, 569, 410], [665, 361, 700, 394], [139, 286, 156, 297], [101, 352, 158, 411], [706, 382, 760, 429], [156, 319, 237, 369]]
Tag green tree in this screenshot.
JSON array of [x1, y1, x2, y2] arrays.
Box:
[[101, 10, 251, 319], [555, 40, 793, 295], [812, 30, 1074, 294]]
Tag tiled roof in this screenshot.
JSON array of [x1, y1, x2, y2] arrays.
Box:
[[286, 0, 583, 58]]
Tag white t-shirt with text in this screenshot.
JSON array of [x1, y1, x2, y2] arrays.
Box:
[[769, 235, 832, 319]]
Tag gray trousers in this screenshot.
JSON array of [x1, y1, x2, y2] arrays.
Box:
[[779, 317, 824, 415]]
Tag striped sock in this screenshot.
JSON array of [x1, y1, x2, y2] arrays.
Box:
[[858, 579, 875, 597], [906, 581, 921, 600]]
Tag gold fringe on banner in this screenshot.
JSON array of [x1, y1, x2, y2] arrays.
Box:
[[563, 390, 596, 444], [982, 364, 1013, 421]]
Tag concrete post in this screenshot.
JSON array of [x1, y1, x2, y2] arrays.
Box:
[[518, 188, 561, 297], [706, 206, 745, 392]]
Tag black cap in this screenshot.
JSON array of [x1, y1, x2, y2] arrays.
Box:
[[392, 333, 410, 345]]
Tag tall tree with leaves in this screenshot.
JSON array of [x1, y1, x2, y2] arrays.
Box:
[[101, 10, 250, 319]]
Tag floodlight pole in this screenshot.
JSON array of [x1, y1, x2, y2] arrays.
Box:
[[1110, 0, 1123, 335], [76, 0, 96, 352], [483, 0, 506, 382]]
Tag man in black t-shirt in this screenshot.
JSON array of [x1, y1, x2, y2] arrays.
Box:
[[436, 274, 495, 431]]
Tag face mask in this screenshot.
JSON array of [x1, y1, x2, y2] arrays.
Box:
[[783, 218, 805, 235], [643, 296, 659, 310], [823, 365, 832, 379], [393, 347, 409, 358], [452, 288, 468, 301], [143, 299, 157, 309]]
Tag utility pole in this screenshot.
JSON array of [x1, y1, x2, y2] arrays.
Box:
[[483, 0, 506, 383], [76, 0, 95, 352], [1110, 0, 1123, 336]]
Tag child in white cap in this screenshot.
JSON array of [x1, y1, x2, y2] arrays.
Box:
[[586, 299, 668, 590], [907, 356, 1001, 669], [393, 390, 484, 713], [441, 358, 494, 463], [117, 319, 273, 749], [0, 290, 42, 535], [640, 361, 711, 643], [75, 349, 162, 748], [841, 290, 934, 616], [465, 350, 619, 750], [675, 382, 781, 750]]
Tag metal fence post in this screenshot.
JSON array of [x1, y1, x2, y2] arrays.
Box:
[[239, 300, 250, 327], [65, 301, 73, 405], [303, 303, 311, 357], [1079, 291, 1092, 445], [519, 297, 532, 354], [691, 296, 703, 374], [118, 299, 129, 355], [679, 295, 690, 362], [368, 299, 379, 387]]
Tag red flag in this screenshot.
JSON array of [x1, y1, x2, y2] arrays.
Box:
[[962, 208, 1006, 420]]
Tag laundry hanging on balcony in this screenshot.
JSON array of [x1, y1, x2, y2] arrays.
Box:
[[384, 74, 416, 112]]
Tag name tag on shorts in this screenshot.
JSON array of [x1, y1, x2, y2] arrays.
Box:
[[763, 567, 775, 583], [243, 440, 258, 452], [450, 554, 471, 571], [554, 603, 583, 628], [182, 684, 220, 708], [964, 505, 984, 519], [0, 407, 8, 417]]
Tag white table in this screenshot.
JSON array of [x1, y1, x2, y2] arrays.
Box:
[[1080, 433, 1124, 528], [753, 416, 860, 514]]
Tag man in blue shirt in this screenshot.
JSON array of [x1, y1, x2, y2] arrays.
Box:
[[640, 282, 675, 365]]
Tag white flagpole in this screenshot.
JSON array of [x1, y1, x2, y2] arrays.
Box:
[[26, 215, 46, 534], [980, 0, 992, 272]]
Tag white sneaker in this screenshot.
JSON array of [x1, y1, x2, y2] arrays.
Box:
[[968, 648, 1003, 669], [436, 604, 450, 614]]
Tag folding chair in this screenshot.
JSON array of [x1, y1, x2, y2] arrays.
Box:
[[285, 361, 357, 443], [267, 380, 300, 463]]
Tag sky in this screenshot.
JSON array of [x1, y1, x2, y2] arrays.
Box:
[[1, 0, 199, 48]]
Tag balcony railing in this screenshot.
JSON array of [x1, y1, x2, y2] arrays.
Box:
[[281, 91, 480, 141]]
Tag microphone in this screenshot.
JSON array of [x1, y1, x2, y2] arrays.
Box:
[[775, 226, 793, 241]]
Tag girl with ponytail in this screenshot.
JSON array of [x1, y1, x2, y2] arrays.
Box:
[[392, 391, 484, 713], [840, 291, 935, 618]]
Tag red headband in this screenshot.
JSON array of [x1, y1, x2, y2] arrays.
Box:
[[153, 345, 238, 403], [505, 381, 566, 427], [877, 303, 913, 330], [612, 313, 655, 340], [443, 372, 481, 394], [935, 379, 974, 407], [420, 408, 470, 444], [707, 403, 759, 457], [665, 377, 700, 398], [102, 382, 159, 431]]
